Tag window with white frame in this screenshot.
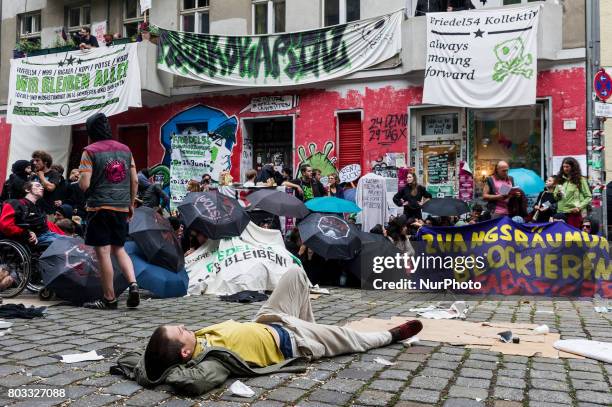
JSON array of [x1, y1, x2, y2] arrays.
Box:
[[18, 11, 41, 40], [324, 0, 359, 26], [67, 5, 91, 32], [252, 0, 285, 35], [124, 0, 144, 38], [181, 0, 210, 34]]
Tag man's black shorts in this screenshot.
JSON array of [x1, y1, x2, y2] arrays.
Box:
[[85, 210, 128, 247]]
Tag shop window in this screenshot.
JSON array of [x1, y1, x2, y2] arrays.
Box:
[[325, 0, 360, 26], [253, 0, 285, 34], [181, 0, 210, 34], [473, 105, 543, 195], [124, 0, 144, 38], [67, 5, 91, 33], [18, 11, 41, 41]]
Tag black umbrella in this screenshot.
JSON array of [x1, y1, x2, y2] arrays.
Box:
[[129, 207, 184, 272], [422, 198, 470, 217], [348, 231, 407, 289], [297, 213, 361, 260], [178, 191, 250, 239], [39, 236, 128, 305], [246, 189, 309, 218]]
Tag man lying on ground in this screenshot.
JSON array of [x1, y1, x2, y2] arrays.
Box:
[[112, 267, 423, 396]]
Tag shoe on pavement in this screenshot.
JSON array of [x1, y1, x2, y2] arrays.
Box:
[[389, 320, 423, 342], [83, 297, 118, 310], [126, 283, 140, 308]]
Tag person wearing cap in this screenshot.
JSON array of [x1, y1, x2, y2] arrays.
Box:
[[78, 113, 140, 310], [54, 204, 73, 221]]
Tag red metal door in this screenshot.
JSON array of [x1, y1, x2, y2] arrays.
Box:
[[337, 112, 362, 169]]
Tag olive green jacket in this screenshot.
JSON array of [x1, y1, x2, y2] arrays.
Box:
[[111, 346, 307, 396], [554, 177, 592, 213]]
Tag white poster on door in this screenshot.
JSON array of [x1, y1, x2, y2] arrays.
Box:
[[423, 5, 541, 108]]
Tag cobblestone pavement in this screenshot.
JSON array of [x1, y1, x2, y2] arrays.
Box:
[[0, 290, 611, 407]]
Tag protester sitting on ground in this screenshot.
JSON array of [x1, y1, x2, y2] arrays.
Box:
[[1, 160, 32, 201], [55, 218, 77, 236], [530, 176, 557, 222], [468, 204, 491, 224], [581, 217, 600, 235], [281, 167, 292, 182], [50, 164, 67, 207], [393, 172, 427, 219], [31, 150, 62, 215], [218, 171, 238, 199], [483, 161, 519, 219], [386, 217, 414, 254], [0, 181, 64, 246], [137, 168, 152, 196], [142, 183, 170, 212], [507, 188, 528, 221], [201, 174, 212, 192], [54, 204, 73, 222], [64, 169, 87, 218], [243, 169, 257, 187], [183, 229, 208, 256], [554, 157, 592, 229], [113, 267, 423, 394], [187, 180, 202, 193], [0, 265, 18, 291], [168, 216, 184, 241]]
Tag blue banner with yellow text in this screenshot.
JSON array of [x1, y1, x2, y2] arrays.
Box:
[[416, 217, 611, 298]]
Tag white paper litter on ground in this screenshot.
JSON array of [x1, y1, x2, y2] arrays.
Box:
[[401, 336, 420, 347], [594, 306, 610, 313], [0, 320, 13, 329], [409, 305, 437, 313], [418, 301, 468, 320], [310, 285, 330, 295], [61, 350, 104, 363], [373, 357, 395, 366], [0, 328, 12, 337], [229, 380, 255, 397], [553, 339, 612, 363]]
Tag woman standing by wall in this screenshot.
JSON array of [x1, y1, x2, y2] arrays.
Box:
[[393, 173, 427, 219], [554, 157, 592, 229]]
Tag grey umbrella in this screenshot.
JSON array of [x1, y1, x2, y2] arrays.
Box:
[[129, 207, 184, 272], [297, 213, 361, 260], [39, 236, 128, 304], [246, 189, 309, 218]]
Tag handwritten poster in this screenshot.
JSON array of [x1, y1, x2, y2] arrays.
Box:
[[427, 154, 450, 184]]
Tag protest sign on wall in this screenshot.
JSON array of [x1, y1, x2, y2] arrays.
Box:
[[416, 217, 611, 298], [156, 10, 402, 86], [423, 5, 540, 108], [250, 95, 297, 112], [91, 21, 107, 46], [7, 44, 141, 126]]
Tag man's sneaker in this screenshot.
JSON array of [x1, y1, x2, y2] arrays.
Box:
[[83, 297, 118, 310], [127, 283, 140, 308]]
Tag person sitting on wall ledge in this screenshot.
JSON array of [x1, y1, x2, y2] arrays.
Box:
[[111, 267, 423, 396]]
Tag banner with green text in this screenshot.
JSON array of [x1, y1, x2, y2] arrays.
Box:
[[8, 43, 142, 126], [155, 10, 402, 86]]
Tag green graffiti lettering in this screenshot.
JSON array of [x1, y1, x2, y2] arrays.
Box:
[[16, 75, 28, 92]]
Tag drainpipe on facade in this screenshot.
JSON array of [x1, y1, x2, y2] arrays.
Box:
[[586, 0, 607, 237]]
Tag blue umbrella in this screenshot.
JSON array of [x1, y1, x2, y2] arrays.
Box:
[[305, 197, 362, 213], [508, 168, 544, 196], [125, 242, 188, 298]]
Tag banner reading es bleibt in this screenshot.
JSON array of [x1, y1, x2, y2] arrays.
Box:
[[8, 44, 141, 126], [423, 5, 540, 108]]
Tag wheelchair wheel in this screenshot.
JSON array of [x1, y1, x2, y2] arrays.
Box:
[[26, 250, 45, 294], [0, 240, 31, 298]]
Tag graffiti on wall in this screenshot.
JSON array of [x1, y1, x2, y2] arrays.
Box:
[[160, 105, 238, 204], [296, 141, 337, 177], [368, 113, 408, 145]]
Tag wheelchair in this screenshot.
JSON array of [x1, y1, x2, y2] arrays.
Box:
[[0, 238, 53, 300]]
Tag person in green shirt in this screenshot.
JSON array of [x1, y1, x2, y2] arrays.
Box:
[[554, 157, 592, 229]]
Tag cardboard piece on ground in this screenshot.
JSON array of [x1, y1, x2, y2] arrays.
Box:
[[309, 294, 321, 300], [345, 317, 582, 359]]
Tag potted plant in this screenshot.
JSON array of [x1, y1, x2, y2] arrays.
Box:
[[13, 38, 41, 58]]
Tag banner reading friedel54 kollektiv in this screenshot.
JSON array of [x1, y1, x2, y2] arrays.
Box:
[[155, 10, 403, 87], [7, 43, 141, 126]]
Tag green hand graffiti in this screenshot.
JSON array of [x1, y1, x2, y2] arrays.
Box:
[[297, 141, 338, 176], [492, 38, 533, 83]]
